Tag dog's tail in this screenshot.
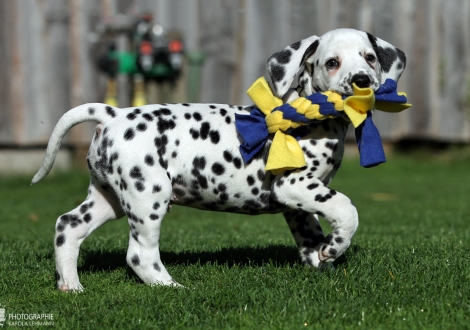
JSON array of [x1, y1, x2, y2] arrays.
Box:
[[31, 103, 118, 184]]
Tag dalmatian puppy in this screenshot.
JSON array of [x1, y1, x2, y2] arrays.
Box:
[[32, 28, 406, 291]]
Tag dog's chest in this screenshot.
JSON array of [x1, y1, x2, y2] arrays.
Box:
[[295, 119, 348, 183], [90, 104, 347, 215]]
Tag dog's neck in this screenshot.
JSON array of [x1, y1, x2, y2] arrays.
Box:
[[282, 86, 325, 103], [282, 88, 302, 103]]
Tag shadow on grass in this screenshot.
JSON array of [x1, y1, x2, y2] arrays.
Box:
[[78, 245, 299, 274], [78, 244, 359, 274]]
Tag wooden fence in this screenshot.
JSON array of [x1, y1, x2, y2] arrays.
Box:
[[0, 0, 469, 147]]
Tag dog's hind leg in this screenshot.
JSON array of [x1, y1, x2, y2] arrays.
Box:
[[54, 179, 124, 291], [283, 211, 325, 268], [121, 167, 178, 286]]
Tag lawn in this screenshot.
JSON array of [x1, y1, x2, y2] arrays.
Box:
[[0, 152, 469, 329]]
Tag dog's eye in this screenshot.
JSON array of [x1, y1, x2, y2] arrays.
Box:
[[325, 59, 339, 69], [365, 54, 376, 63]]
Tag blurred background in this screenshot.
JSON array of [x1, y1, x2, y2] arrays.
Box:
[[0, 0, 469, 173]]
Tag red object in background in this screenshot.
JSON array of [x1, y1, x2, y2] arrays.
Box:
[[140, 41, 153, 55], [168, 40, 183, 53]]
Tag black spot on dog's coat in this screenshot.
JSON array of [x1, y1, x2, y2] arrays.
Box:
[[130, 166, 142, 179], [269, 64, 286, 82], [307, 183, 319, 190], [233, 158, 242, 169], [209, 131, 220, 144], [223, 151, 233, 162], [376, 47, 398, 73], [290, 41, 301, 50], [211, 163, 225, 176], [83, 213, 92, 223], [145, 155, 155, 166], [157, 119, 176, 134], [131, 254, 140, 266], [142, 113, 153, 121], [137, 123, 147, 131], [56, 234, 65, 247], [106, 106, 116, 117], [274, 49, 292, 64], [325, 141, 337, 151], [193, 156, 206, 170], [124, 128, 135, 140], [193, 112, 202, 121], [200, 122, 210, 139], [135, 181, 145, 192]]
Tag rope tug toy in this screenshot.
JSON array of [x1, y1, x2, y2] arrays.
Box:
[[235, 77, 411, 174]]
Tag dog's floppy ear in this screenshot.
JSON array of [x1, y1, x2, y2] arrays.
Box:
[[366, 33, 406, 83], [267, 35, 320, 97]]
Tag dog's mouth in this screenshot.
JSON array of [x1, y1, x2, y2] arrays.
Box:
[[330, 84, 379, 98], [327, 87, 354, 97], [338, 90, 353, 97]]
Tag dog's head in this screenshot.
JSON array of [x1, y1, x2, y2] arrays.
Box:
[[267, 28, 406, 100]]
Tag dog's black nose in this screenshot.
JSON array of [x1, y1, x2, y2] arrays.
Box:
[[351, 74, 371, 88]]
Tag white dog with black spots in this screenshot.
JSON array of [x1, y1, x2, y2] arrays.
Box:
[[32, 28, 406, 291]]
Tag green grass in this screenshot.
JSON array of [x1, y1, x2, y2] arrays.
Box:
[[0, 154, 469, 329]]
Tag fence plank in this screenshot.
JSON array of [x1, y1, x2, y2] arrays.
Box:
[[0, 0, 15, 143]]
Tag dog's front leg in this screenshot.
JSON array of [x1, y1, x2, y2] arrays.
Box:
[[274, 177, 358, 264], [283, 211, 325, 267]]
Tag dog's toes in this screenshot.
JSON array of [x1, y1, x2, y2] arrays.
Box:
[[59, 283, 69, 291], [58, 282, 84, 293], [149, 279, 184, 288], [169, 280, 185, 288]]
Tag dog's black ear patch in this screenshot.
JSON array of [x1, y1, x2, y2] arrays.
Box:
[[367, 32, 405, 74], [396, 48, 407, 69], [290, 41, 301, 50], [366, 32, 407, 82], [375, 47, 398, 73], [300, 40, 320, 67], [366, 32, 378, 48], [268, 63, 286, 82], [272, 49, 293, 64]]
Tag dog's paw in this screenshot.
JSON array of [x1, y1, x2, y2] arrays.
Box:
[[58, 282, 84, 293], [149, 279, 184, 288], [299, 246, 322, 268], [318, 243, 338, 263]]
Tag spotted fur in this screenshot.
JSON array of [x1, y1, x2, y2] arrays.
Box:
[[32, 28, 406, 291]]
